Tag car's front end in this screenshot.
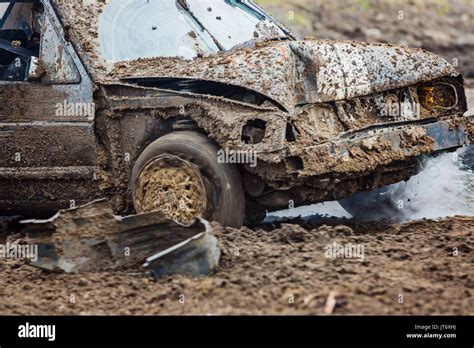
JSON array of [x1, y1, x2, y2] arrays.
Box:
[[238, 40, 473, 212], [50, 0, 473, 222]]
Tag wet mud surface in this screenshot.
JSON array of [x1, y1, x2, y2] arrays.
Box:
[[0, 216, 472, 315]]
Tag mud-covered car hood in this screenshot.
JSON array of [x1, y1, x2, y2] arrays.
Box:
[[107, 40, 457, 111]]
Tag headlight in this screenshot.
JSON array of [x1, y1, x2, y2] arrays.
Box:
[[417, 83, 457, 110]]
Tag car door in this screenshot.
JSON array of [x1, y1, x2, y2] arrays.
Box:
[[0, 0, 99, 215]]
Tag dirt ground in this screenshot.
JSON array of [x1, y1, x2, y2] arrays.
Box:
[[0, 216, 473, 315]]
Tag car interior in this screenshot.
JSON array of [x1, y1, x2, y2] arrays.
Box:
[[0, 1, 43, 81]]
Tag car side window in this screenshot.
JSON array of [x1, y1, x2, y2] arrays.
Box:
[[0, 2, 41, 81], [0, 1, 80, 84]]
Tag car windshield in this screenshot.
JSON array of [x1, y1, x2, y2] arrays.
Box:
[[99, 0, 287, 62]]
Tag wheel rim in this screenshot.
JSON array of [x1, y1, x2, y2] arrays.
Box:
[[133, 155, 207, 224]]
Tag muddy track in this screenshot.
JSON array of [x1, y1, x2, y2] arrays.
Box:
[[1, 216, 472, 315]]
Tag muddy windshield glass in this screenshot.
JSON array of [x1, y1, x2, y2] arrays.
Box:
[[99, 0, 286, 62], [186, 0, 285, 50]]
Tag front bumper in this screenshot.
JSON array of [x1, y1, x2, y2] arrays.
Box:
[[296, 115, 473, 177], [365, 115, 472, 153]]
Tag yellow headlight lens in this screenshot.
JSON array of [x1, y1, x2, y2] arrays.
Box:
[[418, 84, 457, 110]]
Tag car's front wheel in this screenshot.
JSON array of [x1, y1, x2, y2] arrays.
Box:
[[132, 131, 245, 228]]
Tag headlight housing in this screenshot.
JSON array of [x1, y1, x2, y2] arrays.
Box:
[[417, 83, 457, 111], [334, 76, 467, 130]]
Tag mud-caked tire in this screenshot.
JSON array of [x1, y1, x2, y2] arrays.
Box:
[[338, 182, 407, 221], [132, 131, 245, 228]]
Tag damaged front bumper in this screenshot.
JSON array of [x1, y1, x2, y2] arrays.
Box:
[[293, 115, 473, 178], [253, 115, 472, 211], [341, 115, 473, 155]]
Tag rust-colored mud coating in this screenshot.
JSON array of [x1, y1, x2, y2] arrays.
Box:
[[133, 156, 207, 223], [468, 119, 474, 143], [0, 84, 67, 121]]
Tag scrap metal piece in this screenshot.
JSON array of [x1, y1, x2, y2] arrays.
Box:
[[143, 228, 220, 279], [22, 200, 211, 274]]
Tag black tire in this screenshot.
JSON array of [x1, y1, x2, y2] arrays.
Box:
[[132, 131, 245, 228], [338, 182, 407, 221], [244, 200, 267, 225]]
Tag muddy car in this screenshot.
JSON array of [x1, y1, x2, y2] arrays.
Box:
[[0, 0, 472, 227]]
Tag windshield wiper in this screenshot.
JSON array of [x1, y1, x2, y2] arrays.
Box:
[[176, 0, 225, 51]]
